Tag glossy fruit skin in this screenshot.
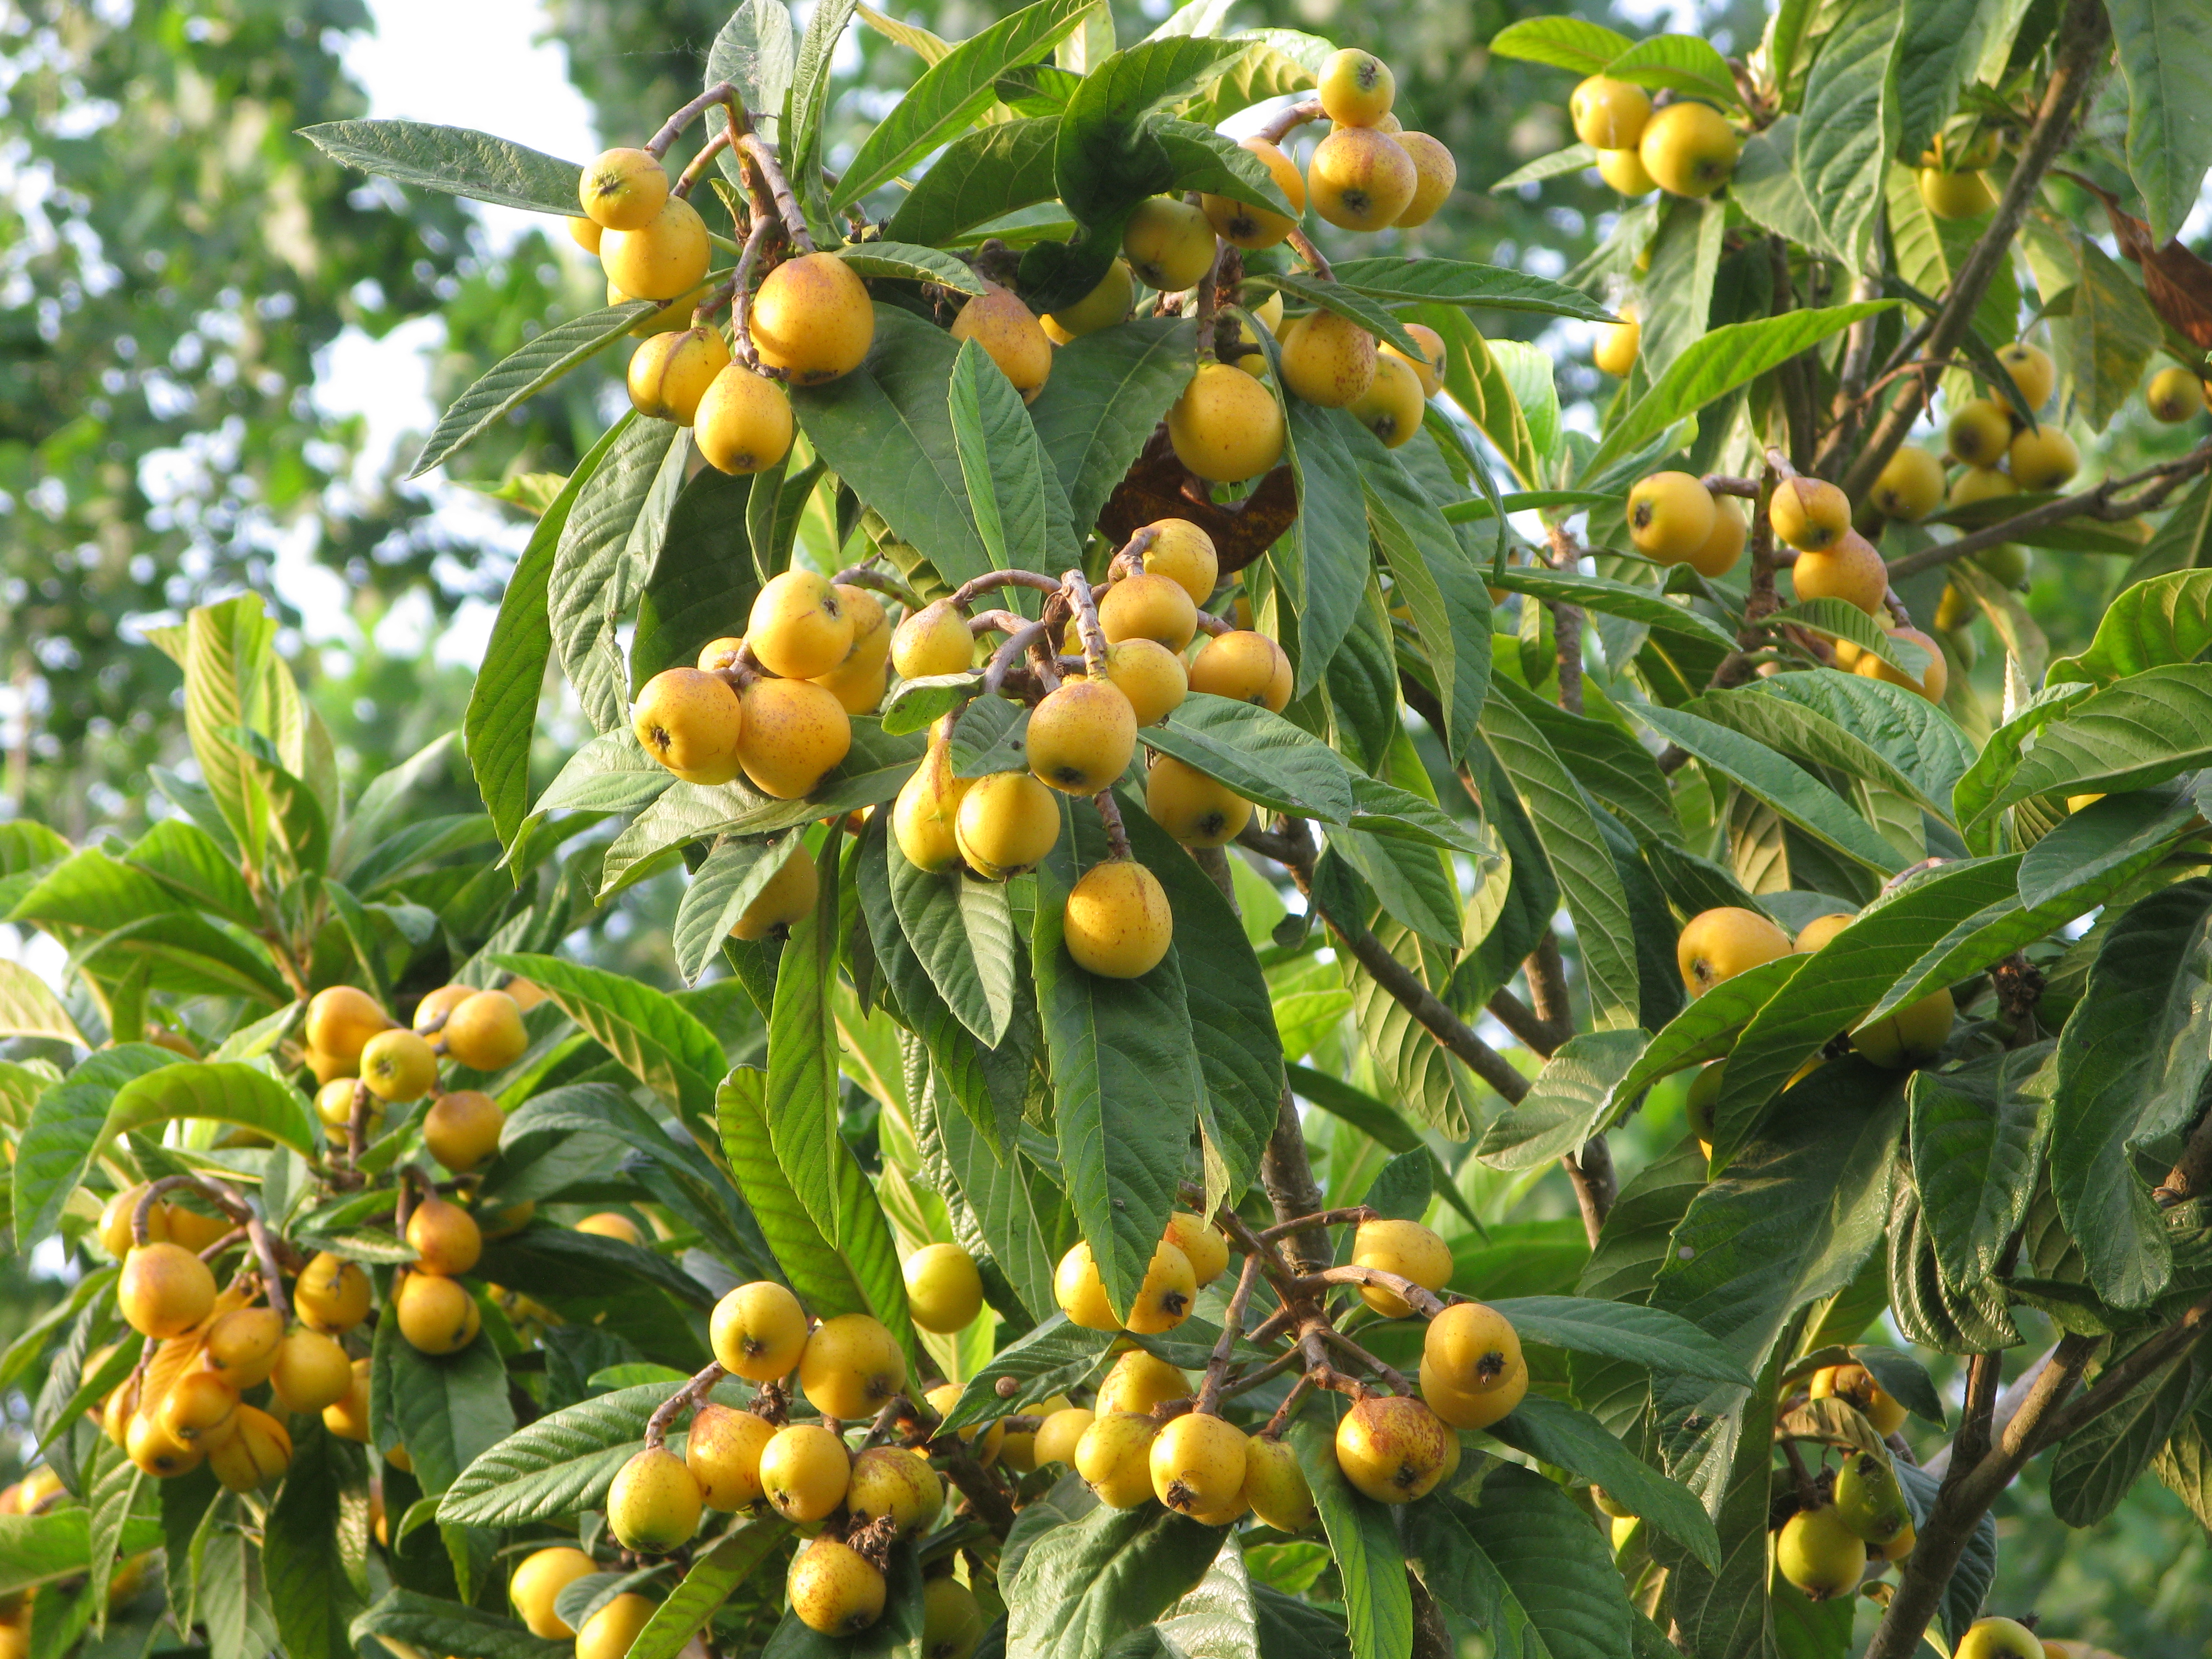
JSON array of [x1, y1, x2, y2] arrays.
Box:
[[750, 252, 874, 384], [628, 326, 730, 425], [445, 989, 529, 1072], [1122, 196, 1218, 293], [1241, 1434, 1316, 1530], [203, 1306, 285, 1391], [126, 1411, 203, 1478], [306, 984, 395, 1065], [1334, 1395, 1453, 1503], [922, 1576, 986, 1659], [397, 1271, 481, 1354], [322, 1359, 373, 1442], [423, 1089, 505, 1173], [1352, 1219, 1453, 1317], [2147, 364, 2201, 422], [1096, 1349, 1192, 1417], [788, 1538, 886, 1636], [1955, 1618, 2043, 1659], [1168, 361, 1285, 483], [1044, 259, 1134, 342], [1028, 680, 1138, 794], [1570, 76, 1652, 149], [1777, 1504, 1867, 1600], [120, 1243, 217, 1339], [1424, 1301, 1523, 1394], [158, 1370, 239, 1447], [759, 1423, 853, 1521], [1677, 906, 1792, 996], [575, 1212, 643, 1245], [1064, 862, 1175, 980], [1137, 520, 1218, 606], [1121, 1239, 1197, 1334], [1391, 132, 1456, 227], [1771, 477, 1851, 552], [1317, 47, 1395, 124], [1349, 352, 1427, 446], [360, 1026, 437, 1103], [1163, 1212, 1230, 1286], [730, 845, 819, 941], [1146, 755, 1252, 849], [893, 732, 972, 874], [750, 570, 854, 681], [607, 1445, 704, 1552], [1918, 168, 1995, 219], [1053, 1242, 1120, 1331], [893, 599, 975, 680], [512, 1546, 598, 1639], [580, 148, 669, 229], [2008, 424, 2079, 490], [270, 1326, 356, 1413], [98, 1186, 170, 1258], [951, 284, 1053, 397], [1948, 399, 2013, 467], [1389, 324, 1446, 397], [406, 1193, 484, 1277], [1593, 315, 1639, 378], [955, 770, 1062, 879], [1688, 496, 1746, 578], [1190, 630, 1292, 711], [1594, 146, 1655, 194], [1076, 1412, 1161, 1507], [1854, 626, 1948, 702], [1853, 987, 1955, 1067], [904, 1243, 985, 1333], [1082, 639, 1187, 727], [686, 1403, 776, 1510], [799, 1313, 907, 1420], [696, 364, 796, 474], [1034, 1407, 1096, 1467], [1639, 101, 1739, 196], [1627, 472, 1716, 561], [1309, 126, 1417, 231], [1871, 447, 1946, 521], [1420, 1354, 1524, 1430], [735, 676, 852, 799], [1795, 913, 1855, 953], [1996, 341, 2056, 409], [633, 667, 745, 785], [1151, 1411, 1248, 1514], [576, 1593, 658, 1659], [601, 196, 711, 301], [1809, 1363, 1910, 1436], [1833, 1451, 1911, 1544], [847, 1444, 941, 1533], [1280, 310, 1378, 408], [1099, 572, 1199, 653], [1790, 530, 1890, 615], [1202, 139, 1308, 249]]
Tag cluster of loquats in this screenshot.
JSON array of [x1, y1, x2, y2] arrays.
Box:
[[1568, 74, 1741, 202]]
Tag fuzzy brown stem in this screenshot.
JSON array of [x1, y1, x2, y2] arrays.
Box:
[[1257, 1206, 1378, 1242], [951, 569, 1063, 607], [1197, 1253, 1266, 1415], [1298, 1265, 1448, 1319], [2155, 1107, 2212, 1206], [647, 82, 746, 159], [1285, 228, 1335, 282], [1261, 1089, 1334, 1274], [1063, 569, 1112, 678], [1092, 790, 1134, 861], [671, 128, 734, 200], [1257, 100, 1325, 145], [737, 132, 814, 251]]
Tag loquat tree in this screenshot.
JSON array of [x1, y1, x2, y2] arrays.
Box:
[[3, 2, 2212, 1659]]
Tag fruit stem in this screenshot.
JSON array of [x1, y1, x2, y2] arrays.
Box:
[[1191, 239, 1229, 363], [1196, 1253, 1266, 1415], [133, 1173, 252, 1247], [1219, 1348, 1303, 1402], [950, 569, 1061, 607], [643, 1360, 728, 1449], [1284, 227, 1334, 282], [1091, 790, 1133, 861], [1260, 1365, 1320, 1437], [671, 128, 734, 201], [1256, 1206, 1378, 1241], [1316, 1324, 1412, 1395], [1780, 1433, 1823, 1511], [1060, 568, 1112, 679], [345, 1078, 373, 1173], [980, 621, 1051, 697], [1297, 1264, 1448, 1320], [1700, 473, 1760, 499], [736, 132, 816, 253], [247, 1217, 294, 1324], [1256, 100, 1324, 145], [1104, 526, 1159, 582], [1761, 445, 1801, 483], [646, 81, 748, 160], [728, 213, 785, 379], [830, 565, 922, 611]]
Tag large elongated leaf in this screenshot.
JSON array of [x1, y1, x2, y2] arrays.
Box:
[[492, 952, 727, 1129], [1487, 567, 1736, 651], [414, 305, 650, 479], [1986, 664, 2212, 811], [1794, 0, 1902, 270], [299, 121, 582, 213], [352, 1592, 566, 1659], [717, 1069, 882, 1323], [1477, 1030, 1649, 1172], [630, 1520, 795, 1659], [1907, 1045, 2049, 1297], [2048, 570, 2212, 684], [948, 337, 1078, 573], [1030, 317, 1197, 539], [1006, 1503, 1225, 1659], [1484, 16, 1634, 72], [1407, 1469, 1632, 1659], [11, 1046, 178, 1250], [885, 117, 1062, 247], [263, 1426, 369, 1659], [1288, 1412, 1412, 1659], [768, 846, 853, 1244], [1485, 1296, 1753, 1389], [1486, 1396, 1719, 1570], [1141, 693, 1356, 823], [2051, 1344, 2212, 1527]]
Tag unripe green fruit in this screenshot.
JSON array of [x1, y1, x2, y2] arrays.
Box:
[[1122, 197, 1218, 293], [607, 1446, 704, 1553], [1334, 1394, 1452, 1503], [799, 1312, 907, 1420], [1570, 76, 1651, 149], [1241, 1433, 1316, 1531], [1063, 860, 1175, 981], [1833, 1451, 1911, 1544], [735, 676, 851, 799], [1974, 542, 2030, 586], [788, 1538, 885, 1636], [633, 667, 745, 785], [759, 1423, 852, 1522], [1639, 102, 1738, 197], [1626, 471, 1716, 561], [685, 1403, 775, 1510], [1950, 465, 2015, 509], [1076, 1412, 1160, 1507], [750, 252, 874, 384], [1167, 361, 1285, 483], [1775, 1504, 1867, 1601], [601, 196, 711, 301], [1028, 679, 1138, 794], [903, 1243, 984, 1333], [1947, 399, 2013, 467], [2008, 424, 2079, 491], [955, 769, 1062, 880], [1918, 168, 1994, 220]]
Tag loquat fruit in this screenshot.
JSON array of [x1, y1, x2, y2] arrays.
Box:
[[903, 1242, 984, 1333], [735, 675, 852, 799], [1202, 140, 1307, 249], [1316, 48, 1395, 127], [1167, 361, 1285, 483], [1626, 471, 1716, 562], [729, 844, 818, 941], [954, 769, 1062, 879], [1146, 754, 1253, 849], [1790, 529, 1889, 615], [797, 1312, 906, 1420], [750, 251, 875, 384], [1122, 197, 1218, 293], [1676, 906, 1791, 995], [1099, 572, 1199, 652], [601, 195, 711, 301], [633, 667, 746, 785], [1043, 259, 1134, 342], [1308, 127, 1417, 231], [1334, 1394, 1452, 1503], [1063, 860, 1176, 981], [1639, 102, 1738, 197], [627, 326, 730, 425], [1027, 679, 1138, 794], [578, 148, 669, 231], [951, 283, 1053, 400], [695, 365, 795, 475], [423, 1089, 505, 1173], [1871, 446, 1945, 521], [709, 1280, 810, 1381]]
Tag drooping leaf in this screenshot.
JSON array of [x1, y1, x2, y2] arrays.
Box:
[[298, 121, 582, 213]]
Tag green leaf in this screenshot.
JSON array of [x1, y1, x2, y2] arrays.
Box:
[[1907, 1045, 2049, 1297], [2048, 570, 2212, 683], [1485, 16, 1635, 72], [711, 0, 799, 137], [1585, 302, 1896, 477], [372, 1312, 516, 1495], [834, 0, 1097, 207], [832, 242, 989, 293], [181, 597, 274, 867], [1488, 145, 1600, 193], [1029, 317, 1196, 541], [1488, 565, 1737, 652], [767, 842, 851, 1244], [126, 817, 259, 928], [1695, 668, 1972, 821], [630, 464, 759, 695], [789, 0, 864, 232], [263, 1425, 369, 1659], [1486, 1296, 1752, 1390], [1793, 0, 1902, 270], [1142, 693, 1357, 823], [1032, 804, 1203, 1320], [490, 952, 727, 1132], [2050, 879, 2212, 1308], [938, 1317, 1114, 1432], [2016, 784, 2205, 911], [298, 121, 582, 213], [1985, 664, 2212, 812], [717, 1068, 883, 1323], [0, 1509, 163, 1599], [1277, 403, 1383, 698], [1631, 703, 1905, 873], [1728, 117, 1841, 262], [673, 831, 807, 986], [558, 419, 682, 734], [2051, 1342, 2212, 1526], [1421, 306, 1542, 489], [352, 1592, 567, 1659], [885, 117, 1062, 247], [1480, 697, 1640, 1031], [2056, 237, 2166, 430], [1894, 0, 1996, 160], [1267, 272, 1427, 362], [2112, 0, 2212, 242], [1651, 1066, 1902, 1368], [1488, 1396, 1720, 1570], [414, 304, 650, 479], [1603, 34, 1742, 105], [1007, 1503, 1226, 1659], [949, 338, 1078, 573], [1151, 118, 1299, 218], [1364, 438, 1493, 761], [1767, 598, 1934, 679], [1288, 1411, 1413, 1659], [11, 1046, 178, 1249], [629, 1519, 795, 1659], [0, 962, 82, 1046], [1408, 1471, 1632, 1659], [1477, 1029, 1649, 1171], [794, 307, 995, 589]]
